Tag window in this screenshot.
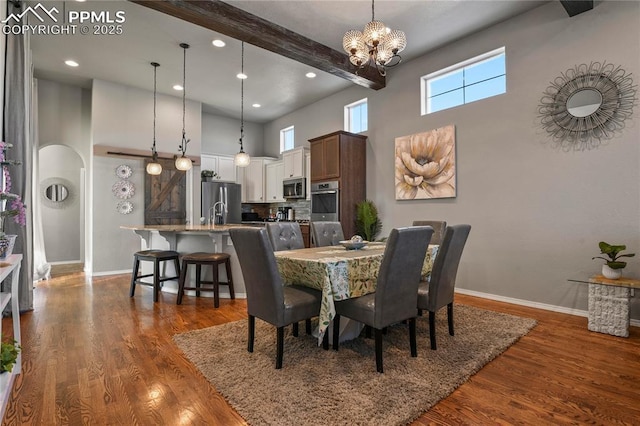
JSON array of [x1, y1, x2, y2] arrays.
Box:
[[280, 126, 294, 153], [344, 98, 368, 133], [421, 47, 506, 115]]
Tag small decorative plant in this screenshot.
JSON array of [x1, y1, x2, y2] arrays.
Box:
[[201, 170, 220, 180], [0, 141, 26, 258], [0, 337, 20, 373], [592, 242, 635, 270], [355, 199, 382, 241]]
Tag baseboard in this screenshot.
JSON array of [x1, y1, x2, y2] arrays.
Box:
[[49, 260, 82, 265], [455, 288, 640, 327], [92, 269, 133, 277]]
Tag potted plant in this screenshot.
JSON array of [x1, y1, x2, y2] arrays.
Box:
[[355, 200, 382, 242], [201, 170, 220, 181], [0, 141, 26, 259], [0, 337, 20, 389], [592, 241, 635, 279]]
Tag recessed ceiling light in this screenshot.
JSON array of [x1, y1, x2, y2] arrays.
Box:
[[65, 60, 79, 67], [305, 72, 317, 78], [252, 103, 261, 108], [173, 84, 183, 91], [212, 39, 226, 47], [237, 73, 247, 80]]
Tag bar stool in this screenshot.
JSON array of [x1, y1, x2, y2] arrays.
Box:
[[129, 250, 181, 302], [177, 252, 235, 307]]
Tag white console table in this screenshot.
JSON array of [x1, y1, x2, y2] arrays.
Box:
[[0, 254, 22, 420]]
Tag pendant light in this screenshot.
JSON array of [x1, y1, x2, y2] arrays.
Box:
[[234, 42, 251, 167], [146, 62, 163, 175], [175, 42, 192, 171]]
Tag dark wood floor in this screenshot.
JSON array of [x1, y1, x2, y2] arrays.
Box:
[[2, 272, 639, 425]]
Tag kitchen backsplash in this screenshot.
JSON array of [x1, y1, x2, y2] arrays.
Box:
[[243, 200, 310, 220]]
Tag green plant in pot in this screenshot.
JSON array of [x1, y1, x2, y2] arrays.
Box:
[[0, 337, 20, 374], [201, 170, 220, 181], [355, 200, 382, 242], [592, 241, 635, 280]]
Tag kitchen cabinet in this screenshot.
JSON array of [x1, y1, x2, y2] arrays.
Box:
[[305, 152, 311, 200], [242, 157, 276, 203], [282, 147, 308, 179], [200, 154, 237, 182], [308, 130, 367, 239], [265, 161, 285, 202]]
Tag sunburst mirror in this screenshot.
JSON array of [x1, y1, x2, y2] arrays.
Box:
[[538, 61, 637, 150]]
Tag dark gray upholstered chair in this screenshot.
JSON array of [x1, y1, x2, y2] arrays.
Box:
[[333, 226, 434, 373], [229, 227, 322, 369], [417, 224, 471, 350], [412, 220, 447, 245], [310, 221, 345, 247], [265, 222, 305, 251]]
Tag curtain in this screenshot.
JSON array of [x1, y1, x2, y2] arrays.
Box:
[[2, 0, 34, 311], [32, 79, 50, 281]]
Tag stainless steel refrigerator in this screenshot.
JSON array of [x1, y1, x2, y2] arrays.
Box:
[[201, 181, 242, 225]]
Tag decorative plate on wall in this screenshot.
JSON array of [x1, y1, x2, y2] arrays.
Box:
[[115, 164, 133, 179], [112, 180, 135, 199], [116, 201, 134, 215]]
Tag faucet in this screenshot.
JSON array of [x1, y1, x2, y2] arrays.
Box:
[[209, 201, 226, 225]]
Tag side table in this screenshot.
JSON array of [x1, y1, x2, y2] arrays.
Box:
[[0, 254, 22, 420], [568, 273, 640, 337]]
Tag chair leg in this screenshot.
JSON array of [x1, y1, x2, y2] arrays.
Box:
[[225, 258, 235, 299], [247, 315, 255, 353], [176, 260, 188, 305], [173, 257, 181, 280], [322, 329, 329, 350], [153, 260, 160, 303], [375, 328, 384, 373], [129, 257, 140, 297], [333, 314, 340, 351], [365, 325, 372, 338], [292, 322, 299, 337], [276, 326, 284, 369], [447, 302, 454, 336], [409, 318, 417, 357], [213, 263, 220, 308], [195, 264, 202, 298], [305, 319, 312, 335], [429, 311, 437, 350]]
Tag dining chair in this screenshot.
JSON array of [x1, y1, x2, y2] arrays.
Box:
[[310, 221, 345, 247], [332, 226, 434, 373], [417, 224, 471, 350], [229, 227, 322, 369], [412, 220, 447, 245], [265, 222, 305, 251]]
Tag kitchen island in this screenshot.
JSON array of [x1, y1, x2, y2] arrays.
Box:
[[122, 224, 264, 298]]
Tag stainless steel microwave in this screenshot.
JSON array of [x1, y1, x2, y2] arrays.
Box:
[[283, 178, 306, 199]]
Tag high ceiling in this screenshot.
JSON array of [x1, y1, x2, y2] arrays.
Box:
[[31, 0, 549, 123]]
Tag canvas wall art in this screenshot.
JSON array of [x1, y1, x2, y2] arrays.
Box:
[[395, 124, 456, 200]]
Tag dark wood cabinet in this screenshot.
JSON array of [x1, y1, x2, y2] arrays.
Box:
[[308, 131, 367, 239]]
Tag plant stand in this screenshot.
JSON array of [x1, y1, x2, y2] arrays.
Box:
[[588, 284, 630, 337], [0, 254, 22, 420]]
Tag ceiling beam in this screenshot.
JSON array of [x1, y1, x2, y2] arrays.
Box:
[[130, 0, 386, 90], [559, 0, 593, 17]]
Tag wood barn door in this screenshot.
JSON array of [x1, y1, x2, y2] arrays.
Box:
[[144, 158, 186, 225]]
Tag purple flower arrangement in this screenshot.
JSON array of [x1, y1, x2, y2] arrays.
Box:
[[0, 141, 25, 257]]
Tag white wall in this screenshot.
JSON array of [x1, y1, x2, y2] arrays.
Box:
[[263, 1, 640, 318], [202, 112, 264, 156], [0, 0, 5, 138]]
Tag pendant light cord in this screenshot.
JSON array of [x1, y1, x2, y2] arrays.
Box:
[[181, 44, 187, 154], [239, 42, 245, 151], [153, 63, 157, 152], [372, 0, 375, 21]]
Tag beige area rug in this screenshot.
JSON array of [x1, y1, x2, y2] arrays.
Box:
[[173, 305, 536, 425]]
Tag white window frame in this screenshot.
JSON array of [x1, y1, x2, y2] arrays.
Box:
[[421, 47, 506, 115], [280, 125, 295, 153], [344, 98, 368, 133]]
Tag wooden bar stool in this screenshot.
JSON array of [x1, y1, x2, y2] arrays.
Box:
[[129, 250, 181, 302], [177, 252, 235, 307]]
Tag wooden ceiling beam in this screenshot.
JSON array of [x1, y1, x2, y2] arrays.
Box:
[[559, 0, 593, 17], [130, 0, 386, 90]]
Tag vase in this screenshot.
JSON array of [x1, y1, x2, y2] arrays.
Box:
[[0, 235, 17, 259], [602, 264, 622, 280]]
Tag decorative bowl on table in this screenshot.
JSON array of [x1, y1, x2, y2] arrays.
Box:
[[339, 240, 368, 250]]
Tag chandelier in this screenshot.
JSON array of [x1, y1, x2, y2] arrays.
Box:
[[146, 62, 162, 175], [342, 0, 407, 76], [175, 42, 193, 171], [234, 42, 251, 167]]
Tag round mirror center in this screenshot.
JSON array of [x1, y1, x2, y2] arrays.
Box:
[[45, 184, 69, 202], [566, 88, 602, 117]]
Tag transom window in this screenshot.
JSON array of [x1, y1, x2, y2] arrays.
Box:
[[421, 47, 506, 115], [344, 98, 368, 133], [280, 126, 294, 153]]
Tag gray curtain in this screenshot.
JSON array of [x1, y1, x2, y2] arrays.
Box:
[[2, 0, 34, 312]]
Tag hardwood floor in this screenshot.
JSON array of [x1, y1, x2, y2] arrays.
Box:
[[2, 272, 639, 425]]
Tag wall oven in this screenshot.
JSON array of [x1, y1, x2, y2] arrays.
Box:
[[283, 178, 306, 199], [310, 181, 339, 222]]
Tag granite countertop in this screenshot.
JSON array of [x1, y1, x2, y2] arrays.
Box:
[[121, 224, 260, 233]]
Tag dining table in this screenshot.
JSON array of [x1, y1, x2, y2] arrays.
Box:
[[274, 242, 439, 344]]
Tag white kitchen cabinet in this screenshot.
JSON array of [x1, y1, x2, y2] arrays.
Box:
[[265, 161, 285, 202], [243, 157, 276, 203], [305, 152, 311, 200], [282, 147, 308, 179], [200, 154, 237, 182]]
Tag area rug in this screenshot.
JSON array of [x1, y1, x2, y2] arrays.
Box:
[[173, 304, 536, 425]]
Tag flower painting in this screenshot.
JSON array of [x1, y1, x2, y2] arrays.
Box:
[[395, 125, 456, 200]]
